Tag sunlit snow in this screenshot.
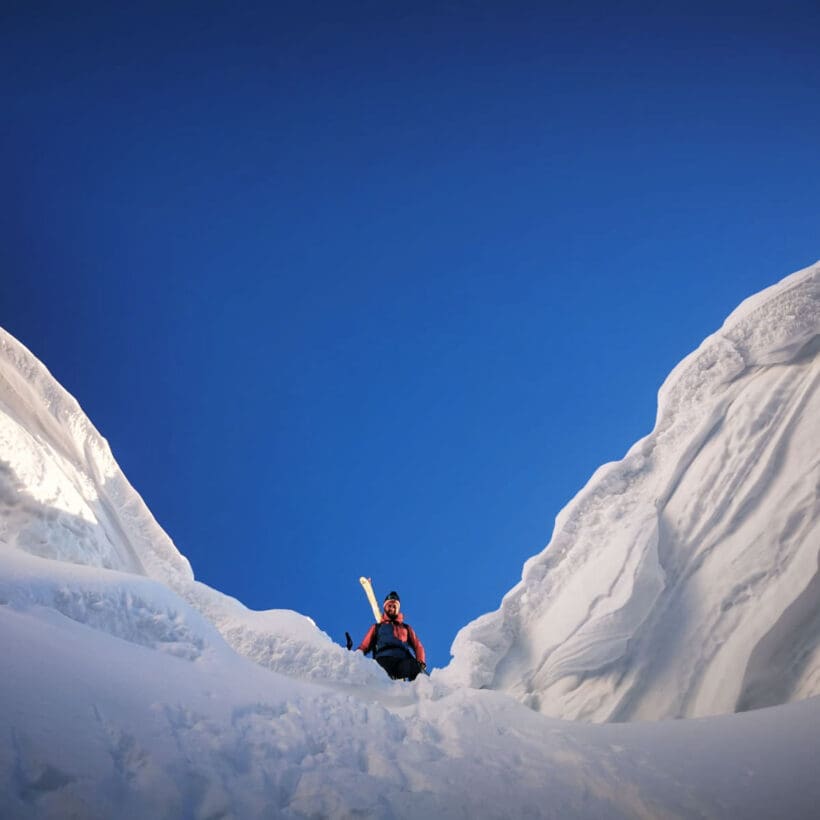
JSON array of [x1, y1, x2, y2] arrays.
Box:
[[444, 262, 820, 722], [1, 262, 818, 819]]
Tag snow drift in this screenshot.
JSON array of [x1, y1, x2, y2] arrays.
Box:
[[444, 262, 820, 721], [0, 325, 384, 689]]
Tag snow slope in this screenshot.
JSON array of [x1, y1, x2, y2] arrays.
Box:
[[0, 326, 384, 688], [1, 262, 819, 818], [2, 584, 820, 819], [444, 262, 820, 722]]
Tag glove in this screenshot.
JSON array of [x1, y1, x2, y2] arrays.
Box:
[[418, 661, 427, 674], [345, 632, 353, 650]]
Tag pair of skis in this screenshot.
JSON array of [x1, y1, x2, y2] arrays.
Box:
[[344, 577, 381, 651], [359, 576, 381, 622]]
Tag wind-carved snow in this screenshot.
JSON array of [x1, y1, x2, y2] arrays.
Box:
[[1, 263, 820, 818], [0, 336, 190, 581], [0, 328, 384, 688], [0, 551, 212, 661], [443, 262, 820, 722]]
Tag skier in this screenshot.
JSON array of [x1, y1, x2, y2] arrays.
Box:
[[355, 590, 427, 681]]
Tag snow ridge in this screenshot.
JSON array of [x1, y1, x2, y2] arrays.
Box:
[[0, 330, 192, 583], [444, 262, 820, 722], [0, 329, 382, 689]]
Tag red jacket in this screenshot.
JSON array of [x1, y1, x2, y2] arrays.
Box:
[[358, 613, 426, 665]]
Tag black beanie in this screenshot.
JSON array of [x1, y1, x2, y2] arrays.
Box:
[[384, 591, 400, 603]]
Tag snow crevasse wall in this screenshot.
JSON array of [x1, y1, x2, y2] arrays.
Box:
[[0, 332, 193, 583], [0, 327, 383, 688], [443, 262, 820, 722]]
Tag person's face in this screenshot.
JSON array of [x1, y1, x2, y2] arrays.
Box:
[[384, 599, 400, 618]]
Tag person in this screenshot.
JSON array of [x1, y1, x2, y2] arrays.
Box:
[[356, 591, 426, 681]]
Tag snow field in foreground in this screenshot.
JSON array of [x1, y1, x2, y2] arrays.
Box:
[[2, 576, 820, 819]]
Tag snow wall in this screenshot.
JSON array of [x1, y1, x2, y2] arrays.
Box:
[[443, 261, 820, 721], [0, 326, 385, 689]]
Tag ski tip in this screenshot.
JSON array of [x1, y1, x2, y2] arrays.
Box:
[[359, 576, 370, 585]]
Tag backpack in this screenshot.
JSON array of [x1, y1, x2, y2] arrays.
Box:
[[367, 620, 415, 659]]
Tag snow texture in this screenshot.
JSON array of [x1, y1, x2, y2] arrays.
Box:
[[1, 261, 819, 818], [444, 262, 820, 722]]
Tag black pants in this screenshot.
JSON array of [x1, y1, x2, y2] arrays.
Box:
[[376, 655, 422, 681]]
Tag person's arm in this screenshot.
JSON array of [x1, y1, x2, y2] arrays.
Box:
[[406, 625, 426, 666], [357, 623, 377, 654]]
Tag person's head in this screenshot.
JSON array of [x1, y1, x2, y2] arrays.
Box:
[[383, 591, 400, 619]]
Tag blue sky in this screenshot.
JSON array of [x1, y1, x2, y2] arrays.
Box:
[[2, 1, 818, 669]]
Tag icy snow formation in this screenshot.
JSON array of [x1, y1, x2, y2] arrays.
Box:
[[444, 261, 820, 721], [1, 263, 820, 818], [0, 327, 385, 689]]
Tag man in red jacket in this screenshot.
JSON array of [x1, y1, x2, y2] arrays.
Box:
[[356, 590, 427, 681]]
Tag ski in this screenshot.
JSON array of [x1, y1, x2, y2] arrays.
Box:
[[359, 576, 381, 622]]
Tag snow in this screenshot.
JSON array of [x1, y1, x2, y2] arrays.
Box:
[[1, 262, 819, 818], [444, 262, 820, 722]]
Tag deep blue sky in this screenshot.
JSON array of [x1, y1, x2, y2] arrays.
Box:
[[2, 2, 818, 669]]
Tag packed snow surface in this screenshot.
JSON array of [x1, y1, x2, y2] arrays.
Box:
[[1, 262, 819, 818]]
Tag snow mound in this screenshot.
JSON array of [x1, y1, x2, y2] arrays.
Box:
[[0, 328, 381, 687], [443, 261, 820, 722], [0, 550, 218, 661]]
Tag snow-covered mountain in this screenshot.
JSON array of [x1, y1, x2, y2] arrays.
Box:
[[444, 262, 820, 722], [1, 262, 819, 818]]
